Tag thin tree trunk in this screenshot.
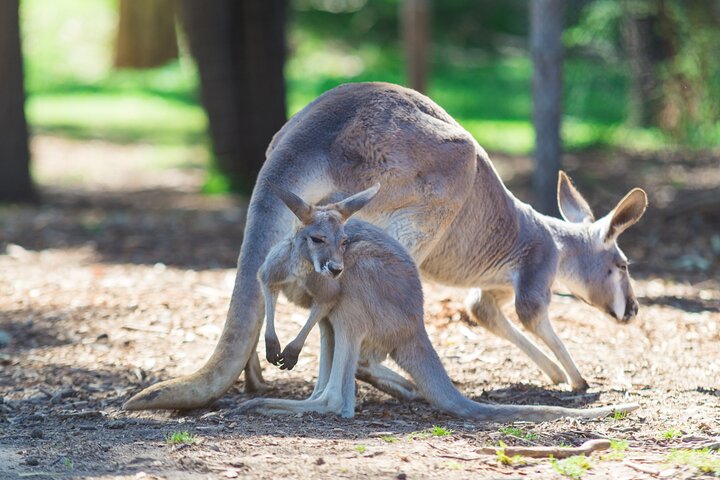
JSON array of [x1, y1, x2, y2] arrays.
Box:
[[530, 0, 564, 217], [0, 0, 35, 203], [178, 0, 287, 192], [402, 0, 430, 93], [114, 0, 178, 69]]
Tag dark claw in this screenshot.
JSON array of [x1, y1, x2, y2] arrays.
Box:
[[278, 346, 300, 371], [265, 337, 282, 365]]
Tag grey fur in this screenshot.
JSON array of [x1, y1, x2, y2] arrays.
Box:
[[124, 82, 648, 411], [243, 188, 638, 421]]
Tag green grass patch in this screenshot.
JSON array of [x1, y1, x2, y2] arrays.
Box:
[[601, 439, 629, 461], [354, 444, 367, 454], [662, 429, 683, 440], [666, 449, 720, 476], [495, 441, 526, 467], [550, 455, 592, 479], [379, 435, 398, 443], [611, 410, 629, 421], [166, 431, 199, 446], [429, 425, 453, 437], [499, 426, 538, 441]]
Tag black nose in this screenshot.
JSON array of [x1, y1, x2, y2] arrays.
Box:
[[329, 266, 343, 277], [623, 298, 639, 321]]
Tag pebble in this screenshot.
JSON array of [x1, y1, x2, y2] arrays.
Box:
[[25, 457, 40, 466], [30, 429, 43, 439]]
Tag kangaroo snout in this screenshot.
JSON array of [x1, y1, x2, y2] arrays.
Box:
[[623, 297, 639, 322], [326, 261, 344, 278]]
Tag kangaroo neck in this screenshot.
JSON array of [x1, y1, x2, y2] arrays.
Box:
[[536, 212, 589, 286]]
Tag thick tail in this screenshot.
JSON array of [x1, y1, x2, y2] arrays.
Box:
[[124, 163, 328, 410], [392, 335, 638, 423]]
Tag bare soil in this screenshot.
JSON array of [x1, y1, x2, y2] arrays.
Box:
[[1, 136, 719, 479]]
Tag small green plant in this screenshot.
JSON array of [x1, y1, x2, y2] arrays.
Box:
[[550, 455, 592, 479], [380, 435, 398, 443], [499, 426, 538, 441], [666, 448, 720, 476], [662, 428, 682, 440], [611, 410, 628, 421], [495, 441, 526, 466], [354, 444, 367, 454], [62, 457, 74, 470], [166, 431, 199, 445], [446, 461, 462, 470], [601, 439, 629, 461], [430, 425, 453, 437]]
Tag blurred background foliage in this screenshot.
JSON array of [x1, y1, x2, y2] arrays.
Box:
[[19, 0, 720, 193]]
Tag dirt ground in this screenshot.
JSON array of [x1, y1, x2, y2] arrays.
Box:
[[1, 136, 719, 479]]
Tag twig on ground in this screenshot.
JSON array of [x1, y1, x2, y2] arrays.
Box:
[[476, 439, 611, 459]]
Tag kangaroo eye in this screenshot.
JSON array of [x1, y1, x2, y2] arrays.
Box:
[[341, 238, 348, 247], [618, 264, 628, 272], [310, 236, 324, 244]]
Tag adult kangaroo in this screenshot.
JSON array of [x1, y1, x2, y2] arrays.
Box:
[[124, 82, 647, 410]]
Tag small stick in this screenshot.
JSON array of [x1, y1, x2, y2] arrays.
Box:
[[476, 439, 611, 459]]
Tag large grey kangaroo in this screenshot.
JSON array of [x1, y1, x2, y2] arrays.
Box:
[[124, 82, 648, 411], [244, 182, 637, 421]]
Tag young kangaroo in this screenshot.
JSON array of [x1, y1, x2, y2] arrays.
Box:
[[125, 82, 648, 410], [242, 183, 638, 422]]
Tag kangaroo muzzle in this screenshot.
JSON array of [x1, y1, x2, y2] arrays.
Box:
[[324, 261, 344, 278], [622, 297, 639, 322]]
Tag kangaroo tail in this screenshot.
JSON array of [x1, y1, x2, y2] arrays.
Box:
[[124, 154, 334, 410], [392, 334, 638, 423]]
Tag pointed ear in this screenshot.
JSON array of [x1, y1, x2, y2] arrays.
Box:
[[605, 188, 648, 241], [333, 184, 381, 220], [265, 181, 314, 224], [557, 171, 595, 223]]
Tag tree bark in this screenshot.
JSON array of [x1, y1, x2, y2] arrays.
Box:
[[178, 0, 287, 192], [0, 0, 35, 203], [530, 0, 564, 217], [114, 0, 179, 69], [402, 0, 430, 93]]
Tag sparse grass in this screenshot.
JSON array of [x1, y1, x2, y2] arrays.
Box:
[[354, 444, 367, 454], [666, 448, 720, 476], [612, 410, 628, 421], [166, 431, 199, 446], [407, 426, 453, 440], [662, 428, 683, 440], [446, 461, 462, 470], [495, 441, 526, 467], [430, 425, 453, 437], [62, 457, 74, 470], [380, 435, 398, 443], [499, 426, 538, 441], [550, 455, 592, 479], [601, 439, 629, 461]]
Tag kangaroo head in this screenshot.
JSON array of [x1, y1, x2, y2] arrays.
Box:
[[555, 171, 648, 322], [267, 182, 381, 278]]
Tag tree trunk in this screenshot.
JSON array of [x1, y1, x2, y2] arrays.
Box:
[[0, 0, 35, 203], [402, 0, 430, 93], [530, 0, 564, 217], [114, 0, 178, 69], [178, 0, 287, 192]]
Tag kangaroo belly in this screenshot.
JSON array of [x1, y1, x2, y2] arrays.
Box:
[[280, 282, 314, 310]]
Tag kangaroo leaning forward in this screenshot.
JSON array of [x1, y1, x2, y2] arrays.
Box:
[[240, 182, 637, 421], [124, 82, 648, 411]]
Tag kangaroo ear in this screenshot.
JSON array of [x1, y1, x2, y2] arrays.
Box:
[[333, 184, 381, 220], [605, 188, 648, 241], [265, 181, 314, 224], [557, 171, 595, 223]]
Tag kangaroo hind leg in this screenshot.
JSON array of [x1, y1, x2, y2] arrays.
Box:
[[465, 288, 568, 385]]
